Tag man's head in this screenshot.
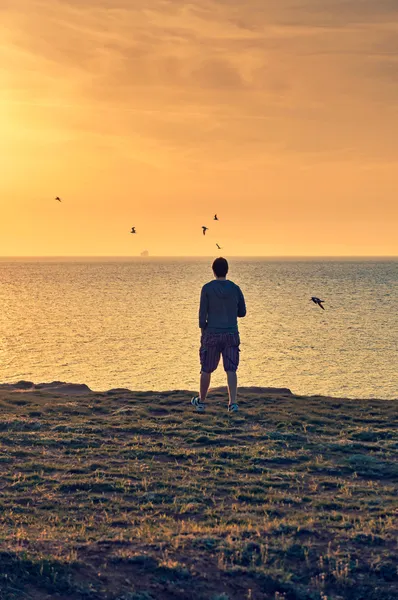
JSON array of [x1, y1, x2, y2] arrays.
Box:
[[212, 257, 229, 279]]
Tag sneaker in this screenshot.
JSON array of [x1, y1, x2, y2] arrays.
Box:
[[228, 403, 239, 413], [191, 396, 205, 412]]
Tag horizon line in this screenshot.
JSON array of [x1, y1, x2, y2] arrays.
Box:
[[1, 255, 397, 260]]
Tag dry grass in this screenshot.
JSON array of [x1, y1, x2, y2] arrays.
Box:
[[0, 388, 397, 599]]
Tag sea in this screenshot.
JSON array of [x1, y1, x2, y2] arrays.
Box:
[[0, 258, 397, 399]]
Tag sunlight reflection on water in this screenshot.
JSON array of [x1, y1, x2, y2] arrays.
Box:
[[0, 258, 396, 398]]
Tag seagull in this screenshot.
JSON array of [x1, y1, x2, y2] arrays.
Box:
[[202, 226, 208, 236], [131, 227, 136, 234], [311, 297, 325, 310], [55, 196, 62, 202], [216, 243, 222, 250], [214, 214, 218, 221]]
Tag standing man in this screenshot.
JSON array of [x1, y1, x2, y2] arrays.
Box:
[[192, 257, 246, 413]]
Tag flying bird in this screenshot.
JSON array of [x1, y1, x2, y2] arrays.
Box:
[[216, 243, 222, 250], [55, 197, 62, 202], [131, 227, 136, 234], [311, 297, 325, 310], [214, 214, 218, 221], [202, 226, 208, 236]]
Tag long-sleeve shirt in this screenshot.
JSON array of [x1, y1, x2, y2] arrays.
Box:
[[199, 279, 246, 333]]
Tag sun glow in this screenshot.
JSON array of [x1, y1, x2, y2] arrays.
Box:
[[1, 1, 398, 256]]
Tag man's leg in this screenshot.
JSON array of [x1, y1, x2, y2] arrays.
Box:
[[200, 371, 211, 403], [222, 334, 240, 410], [226, 370, 237, 407], [199, 333, 220, 404]]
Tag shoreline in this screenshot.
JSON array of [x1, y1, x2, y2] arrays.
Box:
[[0, 380, 396, 402]]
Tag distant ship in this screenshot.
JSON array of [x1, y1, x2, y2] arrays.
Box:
[[140, 250, 149, 257]]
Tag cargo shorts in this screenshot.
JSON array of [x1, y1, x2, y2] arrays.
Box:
[[199, 331, 240, 374]]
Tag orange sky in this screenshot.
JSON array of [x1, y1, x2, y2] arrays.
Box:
[[1, 0, 398, 256]]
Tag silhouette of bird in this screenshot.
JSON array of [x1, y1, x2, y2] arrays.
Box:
[[55, 197, 62, 202], [202, 226, 208, 236], [216, 243, 222, 250], [214, 214, 218, 221], [131, 227, 136, 234], [311, 297, 325, 310]]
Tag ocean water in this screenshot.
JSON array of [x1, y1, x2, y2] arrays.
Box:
[[0, 258, 397, 399]]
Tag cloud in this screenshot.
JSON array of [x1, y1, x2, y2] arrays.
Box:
[[2, 0, 398, 165], [263, 0, 398, 27]]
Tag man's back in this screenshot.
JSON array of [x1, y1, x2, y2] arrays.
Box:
[[199, 279, 246, 334]]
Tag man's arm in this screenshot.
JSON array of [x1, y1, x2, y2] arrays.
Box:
[[199, 286, 208, 330], [237, 287, 246, 318]]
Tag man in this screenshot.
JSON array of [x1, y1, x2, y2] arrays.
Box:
[[191, 257, 246, 413]]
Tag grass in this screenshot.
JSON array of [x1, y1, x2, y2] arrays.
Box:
[[0, 388, 397, 599]]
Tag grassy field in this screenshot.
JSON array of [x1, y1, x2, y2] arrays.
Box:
[[0, 386, 397, 600]]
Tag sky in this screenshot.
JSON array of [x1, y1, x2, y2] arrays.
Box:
[[1, 0, 398, 256]]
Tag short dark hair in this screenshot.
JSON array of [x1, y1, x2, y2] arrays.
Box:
[[212, 257, 229, 278]]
